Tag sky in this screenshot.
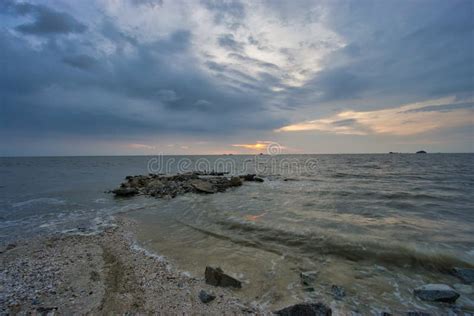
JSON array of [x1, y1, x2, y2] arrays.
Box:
[[0, 0, 473, 156]]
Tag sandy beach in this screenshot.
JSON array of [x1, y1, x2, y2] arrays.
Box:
[[0, 217, 263, 315]]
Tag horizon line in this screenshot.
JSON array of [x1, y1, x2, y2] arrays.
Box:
[[1, 152, 473, 158]]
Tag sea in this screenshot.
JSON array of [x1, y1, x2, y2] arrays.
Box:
[[1, 154, 473, 313]]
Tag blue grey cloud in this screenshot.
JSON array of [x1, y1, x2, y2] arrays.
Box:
[[217, 33, 244, 51], [62, 54, 97, 70], [0, 0, 472, 154], [402, 102, 474, 114], [331, 119, 358, 127], [1, 0, 86, 35], [301, 0, 474, 106]]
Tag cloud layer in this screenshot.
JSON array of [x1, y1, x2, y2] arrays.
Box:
[[278, 97, 474, 136], [0, 0, 473, 155]]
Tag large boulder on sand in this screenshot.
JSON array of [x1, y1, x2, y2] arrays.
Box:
[[414, 284, 459, 303], [274, 303, 332, 316], [204, 266, 241, 288]]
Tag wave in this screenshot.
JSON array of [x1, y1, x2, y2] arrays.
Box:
[[12, 197, 66, 208], [306, 189, 455, 203], [180, 219, 474, 273]]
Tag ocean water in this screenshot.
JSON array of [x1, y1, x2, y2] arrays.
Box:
[[1, 154, 473, 313]]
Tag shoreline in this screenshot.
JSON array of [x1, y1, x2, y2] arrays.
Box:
[[2, 214, 473, 315], [0, 216, 264, 315]]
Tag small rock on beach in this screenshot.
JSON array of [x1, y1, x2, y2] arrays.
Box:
[[274, 303, 332, 316], [198, 290, 216, 303], [300, 271, 318, 286], [204, 266, 242, 288], [413, 284, 459, 303]]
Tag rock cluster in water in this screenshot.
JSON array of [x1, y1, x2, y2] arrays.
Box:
[[112, 172, 264, 198]]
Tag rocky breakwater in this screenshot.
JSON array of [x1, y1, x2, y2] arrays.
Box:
[[111, 172, 264, 198]]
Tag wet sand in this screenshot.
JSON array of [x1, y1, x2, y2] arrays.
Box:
[[0, 217, 263, 315]]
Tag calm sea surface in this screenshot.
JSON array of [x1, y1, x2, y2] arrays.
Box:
[[1, 154, 473, 313]]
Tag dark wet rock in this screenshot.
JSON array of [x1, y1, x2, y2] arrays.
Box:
[[274, 303, 332, 316], [207, 171, 226, 176], [145, 179, 164, 191], [406, 312, 431, 316], [36, 307, 58, 316], [452, 267, 474, 284], [190, 179, 216, 193], [112, 187, 138, 197], [331, 285, 345, 300], [254, 177, 264, 182], [240, 174, 254, 181], [416, 150, 427, 154], [240, 174, 257, 181], [198, 289, 216, 303], [413, 284, 459, 303], [205, 266, 242, 288], [229, 176, 243, 187], [0, 244, 16, 253], [6, 243, 17, 251], [300, 271, 318, 286]]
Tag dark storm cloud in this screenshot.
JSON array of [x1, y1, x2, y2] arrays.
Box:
[[247, 35, 269, 51], [295, 0, 474, 108], [129, 0, 163, 7], [202, 0, 245, 26], [402, 102, 474, 114], [204, 59, 284, 95], [0, 15, 281, 140], [217, 34, 244, 51], [228, 53, 280, 71], [62, 55, 97, 70], [331, 119, 357, 127], [0, 0, 473, 155], [1, 0, 86, 35]]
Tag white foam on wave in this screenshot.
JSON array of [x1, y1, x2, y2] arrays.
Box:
[[94, 198, 108, 204], [180, 271, 192, 278], [130, 241, 166, 262], [12, 197, 66, 208]]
